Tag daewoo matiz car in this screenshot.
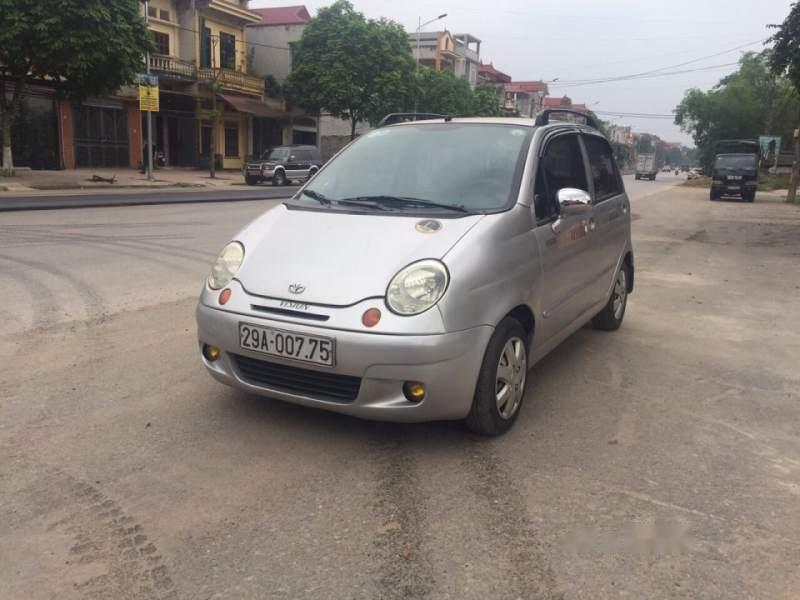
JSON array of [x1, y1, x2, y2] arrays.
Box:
[[197, 111, 634, 435]]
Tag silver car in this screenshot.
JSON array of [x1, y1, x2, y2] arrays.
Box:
[[197, 113, 634, 435]]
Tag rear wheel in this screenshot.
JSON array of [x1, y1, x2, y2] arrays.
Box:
[[592, 264, 629, 331], [465, 318, 528, 436], [272, 170, 287, 186], [306, 167, 318, 182]]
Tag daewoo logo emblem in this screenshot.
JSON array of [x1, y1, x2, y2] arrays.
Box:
[[288, 283, 306, 295]]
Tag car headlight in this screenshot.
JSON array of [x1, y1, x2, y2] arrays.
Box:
[[208, 241, 245, 290], [386, 259, 449, 315]]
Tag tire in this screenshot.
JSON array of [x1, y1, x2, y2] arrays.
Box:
[[245, 175, 258, 186], [306, 167, 318, 182], [635, 174, 640, 180], [272, 170, 287, 186], [746, 191, 755, 203], [465, 317, 529, 436], [592, 263, 630, 331], [710, 190, 719, 201]]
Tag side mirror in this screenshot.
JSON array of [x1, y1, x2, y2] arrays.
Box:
[[557, 188, 592, 217]]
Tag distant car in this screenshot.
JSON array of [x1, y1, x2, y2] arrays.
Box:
[[710, 154, 758, 202], [243, 145, 323, 186], [687, 168, 704, 180], [661, 166, 672, 172]]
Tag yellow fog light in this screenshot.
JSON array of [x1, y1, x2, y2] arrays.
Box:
[[403, 382, 426, 403], [203, 344, 221, 362]]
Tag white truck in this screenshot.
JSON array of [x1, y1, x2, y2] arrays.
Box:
[[635, 153, 657, 181]]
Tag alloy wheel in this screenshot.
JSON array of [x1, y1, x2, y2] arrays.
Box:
[[496, 337, 527, 420]]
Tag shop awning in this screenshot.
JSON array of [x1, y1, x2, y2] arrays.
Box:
[[220, 94, 289, 120]]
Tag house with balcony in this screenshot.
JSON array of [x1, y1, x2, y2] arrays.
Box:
[[142, 0, 263, 170], [411, 31, 458, 72], [245, 5, 318, 153], [453, 34, 481, 88]]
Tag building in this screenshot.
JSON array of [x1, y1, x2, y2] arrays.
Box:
[[542, 96, 588, 114], [410, 31, 482, 87], [607, 124, 634, 145], [143, 0, 263, 170], [246, 5, 317, 152], [477, 63, 512, 86], [411, 30, 458, 72], [247, 5, 310, 84], [502, 81, 549, 117], [453, 34, 481, 88]]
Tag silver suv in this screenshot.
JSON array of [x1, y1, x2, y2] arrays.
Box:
[[199, 111, 634, 435]]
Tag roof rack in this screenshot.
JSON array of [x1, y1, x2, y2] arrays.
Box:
[[377, 112, 449, 127], [534, 109, 599, 131]]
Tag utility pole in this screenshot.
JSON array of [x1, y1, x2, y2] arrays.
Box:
[[789, 125, 799, 203], [414, 13, 447, 113], [144, 0, 154, 181]]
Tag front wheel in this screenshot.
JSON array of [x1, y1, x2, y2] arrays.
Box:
[[592, 264, 629, 331], [272, 170, 287, 186], [465, 317, 528, 436], [245, 175, 258, 186]]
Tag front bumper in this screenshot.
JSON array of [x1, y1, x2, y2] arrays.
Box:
[[196, 302, 493, 422], [244, 165, 275, 179], [711, 181, 756, 196]]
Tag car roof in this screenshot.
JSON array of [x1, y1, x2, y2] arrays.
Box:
[[387, 116, 598, 133]]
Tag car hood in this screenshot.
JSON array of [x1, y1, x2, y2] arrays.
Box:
[[234, 205, 484, 306]]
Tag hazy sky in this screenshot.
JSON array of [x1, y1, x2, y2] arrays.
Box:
[[250, 0, 793, 145]]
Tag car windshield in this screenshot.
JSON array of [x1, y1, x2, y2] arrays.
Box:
[[267, 147, 290, 161], [301, 123, 531, 211], [715, 155, 756, 169]]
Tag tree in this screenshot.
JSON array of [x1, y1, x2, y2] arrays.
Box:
[[0, 0, 152, 175], [471, 84, 502, 117], [414, 68, 474, 116], [287, 1, 415, 140], [675, 52, 800, 171], [768, 2, 800, 202]]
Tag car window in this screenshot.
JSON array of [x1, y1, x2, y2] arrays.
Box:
[[268, 147, 289, 161], [303, 124, 532, 211], [715, 155, 757, 169], [583, 136, 621, 203], [534, 134, 587, 222]]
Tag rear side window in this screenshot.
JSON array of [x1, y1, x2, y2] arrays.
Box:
[[534, 134, 588, 222], [584, 136, 621, 202]]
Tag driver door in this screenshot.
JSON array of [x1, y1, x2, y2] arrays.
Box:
[[532, 132, 596, 342]]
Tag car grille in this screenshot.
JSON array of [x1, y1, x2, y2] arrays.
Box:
[[232, 354, 361, 403]]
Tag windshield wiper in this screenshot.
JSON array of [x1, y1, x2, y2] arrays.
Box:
[[338, 195, 470, 213], [301, 189, 332, 206]]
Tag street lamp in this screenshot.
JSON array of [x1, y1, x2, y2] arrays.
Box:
[[416, 13, 447, 69]]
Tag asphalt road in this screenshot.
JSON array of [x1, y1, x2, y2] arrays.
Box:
[[2, 172, 800, 599]]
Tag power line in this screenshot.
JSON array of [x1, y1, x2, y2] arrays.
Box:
[[552, 61, 741, 88], [556, 38, 766, 85]]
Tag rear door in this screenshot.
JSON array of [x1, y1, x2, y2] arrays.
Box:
[[285, 148, 306, 178], [532, 132, 596, 342], [582, 134, 629, 303]]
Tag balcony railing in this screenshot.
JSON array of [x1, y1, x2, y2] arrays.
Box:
[[149, 54, 197, 81], [197, 67, 263, 96]]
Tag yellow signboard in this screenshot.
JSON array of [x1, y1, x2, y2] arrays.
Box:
[[139, 84, 159, 112]]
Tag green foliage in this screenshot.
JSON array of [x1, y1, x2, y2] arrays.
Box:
[[265, 75, 283, 99], [675, 52, 800, 168], [0, 0, 152, 96], [286, 1, 415, 137], [610, 141, 632, 170], [769, 2, 800, 93], [470, 85, 502, 117], [414, 68, 473, 116]]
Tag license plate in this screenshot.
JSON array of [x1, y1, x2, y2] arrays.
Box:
[[239, 322, 335, 366], [728, 185, 740, 191]]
